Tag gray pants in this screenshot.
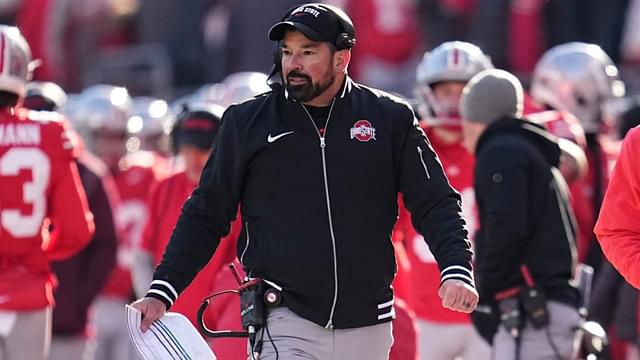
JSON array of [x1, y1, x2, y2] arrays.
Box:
[[492, 301, 580, 360], [0, 307, 51, 360], [91, 297, 135, 360], [417, 318, 491, 360], [49, 335, 92, 360], [255, 307, 393, 360]]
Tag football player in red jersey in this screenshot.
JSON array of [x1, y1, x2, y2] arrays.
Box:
[[24, 81, 119, 360], [530, 42, 625, 274], [73, 84, 166, 360], [0, 26, 94, 360], [396, 41, 493, 360], [127, 96, 175, 168], [133, 103, 239, 322]]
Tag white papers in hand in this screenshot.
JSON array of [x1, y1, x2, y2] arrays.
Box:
[[125, 304, 216, 360]]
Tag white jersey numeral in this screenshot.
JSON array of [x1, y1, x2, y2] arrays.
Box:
[[0, 148, 50, 237], [114, 200, 148, 267]]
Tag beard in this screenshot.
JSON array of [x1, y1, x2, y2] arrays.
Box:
[[285, 66, 336, 102]]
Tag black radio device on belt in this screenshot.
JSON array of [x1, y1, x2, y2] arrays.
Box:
[[197, 263, 282, 345], [519, 265, 549, 328], [494, 264, 549, 339]]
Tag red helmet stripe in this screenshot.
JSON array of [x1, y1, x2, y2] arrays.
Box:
[[182, 118, 215, 130]]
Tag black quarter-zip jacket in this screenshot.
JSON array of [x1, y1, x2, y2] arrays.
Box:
[[147, 77, 474, 329]]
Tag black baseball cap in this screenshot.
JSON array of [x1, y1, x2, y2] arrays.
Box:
[[173, 104, 224, 151], [268, 3, 355, 48]]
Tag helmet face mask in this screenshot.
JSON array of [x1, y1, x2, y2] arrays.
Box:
[[127, 97, 174, 153], [415, 41, 493, 126], [72, 85, 132, 165], [92, 129, 129, 169], [531, 42, 625, 134], [415, 80, 467, 126]]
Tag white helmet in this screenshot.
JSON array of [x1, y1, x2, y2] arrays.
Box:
[[128, 97, 174, 137], [199, 72, 271, 108], [127, 96, 175, 153], [77, 84, 132, 133], [0, 25, 37, 98], [530, 42, 626, 134], [415, 41, 493, 125], [25, 81, 68, 110]]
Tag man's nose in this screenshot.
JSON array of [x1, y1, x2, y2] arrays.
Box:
[[286, 54, 303, 70]]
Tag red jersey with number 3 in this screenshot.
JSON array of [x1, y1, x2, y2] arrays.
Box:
[[0, 108, 93, 310], [396, 126, 476, 323]]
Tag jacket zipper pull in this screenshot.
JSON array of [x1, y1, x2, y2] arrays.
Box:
[[320, 137, 326, 148], [325, 320, 333, 330]]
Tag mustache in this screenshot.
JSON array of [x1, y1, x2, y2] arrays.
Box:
[[286, 71, 311, 82]]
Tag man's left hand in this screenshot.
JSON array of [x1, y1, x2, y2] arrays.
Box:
[[438, 279, 479, 313]]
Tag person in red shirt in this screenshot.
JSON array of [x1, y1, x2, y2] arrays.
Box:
[[127, 96, 175, 162], [0, 26, 94, 360], [24, 81, 119, 360], [71, 84, 166, 360], [595, 126, 640, 288], [396, 41, 492, 359], [133, 103, 239, 325]]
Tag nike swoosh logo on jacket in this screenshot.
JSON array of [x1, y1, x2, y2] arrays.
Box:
[[267, 131, 294, 143]]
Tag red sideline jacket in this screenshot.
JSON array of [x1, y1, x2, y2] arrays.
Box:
[[595, 126, 640, 288]]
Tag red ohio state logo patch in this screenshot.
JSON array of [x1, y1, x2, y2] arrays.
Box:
[[350, 120, 376, 142]]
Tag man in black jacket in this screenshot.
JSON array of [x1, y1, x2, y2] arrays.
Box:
[[461, 69, 580, 359], [133, 3, 477, 359]]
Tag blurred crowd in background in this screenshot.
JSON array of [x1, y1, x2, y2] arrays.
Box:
[[3, 0, 640, 359], [5, 0, 640, 101]]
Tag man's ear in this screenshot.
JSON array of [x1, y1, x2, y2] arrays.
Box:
[[335, 49, 351, 72]]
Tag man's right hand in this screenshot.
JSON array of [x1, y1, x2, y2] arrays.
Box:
[[131, 297, 167, 332]]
